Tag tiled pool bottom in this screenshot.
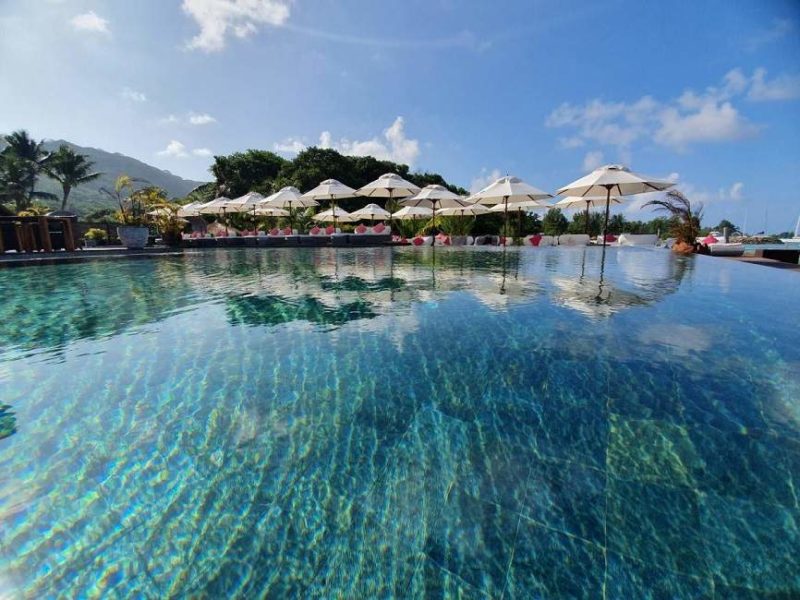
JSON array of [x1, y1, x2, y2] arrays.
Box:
[[0, 247, 798, 598]]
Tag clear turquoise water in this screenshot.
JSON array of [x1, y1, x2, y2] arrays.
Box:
[[0, 247, 798, 598]]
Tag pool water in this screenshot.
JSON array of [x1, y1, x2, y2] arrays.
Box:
[[0, 247, 798, 598]]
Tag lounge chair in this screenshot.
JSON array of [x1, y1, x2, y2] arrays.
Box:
[[558, 234, 590, 246], [617, 234, 659, 246]]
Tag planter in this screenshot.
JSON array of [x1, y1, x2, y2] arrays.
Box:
[[672, 241, 695, 255], [84, 239, 97, 248], [161, 230, 183, 247], [117, 226, 149, 249]]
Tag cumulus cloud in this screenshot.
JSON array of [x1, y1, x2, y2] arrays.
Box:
[[748, 68, 800, 101], [157, 141, 214, 158], [544, 68, 800, 152], [182, 0, 291, 52], [188, 112, 217, 125], [157, 140, 188, 158], [70, 11, 110, 35], [121, 87, 147, 102], [745, 18, 796, 51], [582, 150, 604, 172], [469, 168, 502, 193], [273, 117, 421, 167]]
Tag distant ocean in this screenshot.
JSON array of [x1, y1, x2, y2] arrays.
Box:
[[744, 242, 800, 251]]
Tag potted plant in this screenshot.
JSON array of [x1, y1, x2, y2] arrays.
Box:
[[83, 228, 107, 247], [101, 175, 149, 249], [644, 190, 703, 255], [148, 201, 186, 247]]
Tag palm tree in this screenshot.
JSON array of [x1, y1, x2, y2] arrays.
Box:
[[0, 153, 56, 213], [644, 190, 703, 246], [46, 145, 102, 210], [1, 130, 53, 211]]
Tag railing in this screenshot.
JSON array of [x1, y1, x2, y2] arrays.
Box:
[[0, 216, 79, 253]]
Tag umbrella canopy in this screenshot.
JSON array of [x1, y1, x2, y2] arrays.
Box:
[[391, 206, 433, 220], [302, 179, 356, 227], [469, 176, 552, 205], [176, 201, 204, 218], [349, 203, 391, 221], [253, 206, 290, 217], [198, 196, 233, 215], [469, 176, 552, 241], [401, 185, 471, 209], [556, 165, 675, 246], [302, 179, 357, 201], [226, 191, 265, 213], [356, 173, 420, 199], [554, 195, 623, 209], [262, 186, 319, 209], [488, 199, 549, 212], [437, 204, 490, 216], [312, 206, 354, 223], [146, 207, 174, 217]]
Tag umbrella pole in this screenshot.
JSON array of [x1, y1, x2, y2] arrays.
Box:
[[504, 197, 509, 246], [224, 208, 228, 236], [518, 208, 522, 239], [585, 201, 591, 235], [601, 187, 611, 248], [332, 195, 337, 230]]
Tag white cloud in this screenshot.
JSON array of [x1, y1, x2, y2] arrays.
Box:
[[654, 102, 759, 149], [157, 141, 213, 158], [274, 138, 306, 153], [469, 168, 501, 193], [182, 0, 291, 52], [70, 11, 110, 35], [728, 182, 744, 201], [546, 69, 778, 152], [582, 150, 604, 172], [157, 140, 189, 158], [748, 68, 800, 102], [121, 87, 147, 103], [745, 18, 796, 51], [273, 116, 421, 166], [188, 112, 217, 125]]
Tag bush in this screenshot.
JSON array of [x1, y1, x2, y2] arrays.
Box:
[[84, 228, 108, 241]]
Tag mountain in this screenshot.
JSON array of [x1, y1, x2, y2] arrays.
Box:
[[35, 140, 207, 215]]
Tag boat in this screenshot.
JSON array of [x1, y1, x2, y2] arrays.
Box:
[[779, 214, 800, 244]]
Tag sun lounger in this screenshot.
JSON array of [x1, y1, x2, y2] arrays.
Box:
[[617, 234, 659, 246], [709, 242, 744, 256], [558, 234, 590, 246]]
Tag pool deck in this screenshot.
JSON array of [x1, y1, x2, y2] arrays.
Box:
[[724, 255, 800, 272]]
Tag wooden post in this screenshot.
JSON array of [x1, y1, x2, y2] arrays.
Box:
[[14, 223, 26, 252], [0, 226, 4, 254], [38, 217, 53, 252], [62, 218, 76, 251]]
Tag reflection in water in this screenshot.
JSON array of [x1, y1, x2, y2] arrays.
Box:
[[0, 247, 695, 357], [0, 404, 15, 440], [2, 248, 799, 597]]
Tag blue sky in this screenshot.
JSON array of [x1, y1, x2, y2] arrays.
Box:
[[1, 0, 799, 231]]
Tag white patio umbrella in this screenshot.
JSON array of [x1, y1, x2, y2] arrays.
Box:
[[489, 199, 550, 237], [302, 179, 357, 229], [553, 195, 623, 235], [468, 176, 552, 238], [357, 173, 420, 200], [176, 201, 203, 218], [401, 184, 472, 231], [556, 165, 674, 246], [198, 196, 233, 235], [437, 204, 490, 217], [312, 206, 354, 223], [253, 206, 290, 217], [391, 205, 433, 236], [227, 191, 266, 232], [349, 203, 391, 222], [262, 186, 318, 229]]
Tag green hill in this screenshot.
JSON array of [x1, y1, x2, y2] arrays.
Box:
[[33, 140, 207, 215]]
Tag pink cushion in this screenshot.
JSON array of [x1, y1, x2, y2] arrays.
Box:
[[310, 226, 321, 235], [355, 224, 367, 234], [412, 236, 424, 246], [325, 225, 334, 235], [604, 234, 617, 242], [531, 234, 542, 247], [702, 235, 718, 244], [269, 228, 279, 236], [373, 223, 385, 234], [282, 227, 292, 235]]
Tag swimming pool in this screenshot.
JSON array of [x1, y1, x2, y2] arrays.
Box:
[[1, 247, 798, 597]]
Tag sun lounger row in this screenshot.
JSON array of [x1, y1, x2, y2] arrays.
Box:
[[395, 233, 591, 246], [182, 225, 393, 248]]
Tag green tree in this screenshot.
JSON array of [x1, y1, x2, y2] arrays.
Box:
[[46, 144, 102, 210], [714, 219, 740, 234], [211, 150, 288, 197], [542, 208, 569, 235], [0, 130, 56, 212], [567, 211, 603, 236], [607, 213, 627, 234]]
